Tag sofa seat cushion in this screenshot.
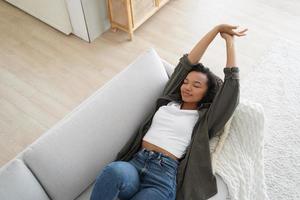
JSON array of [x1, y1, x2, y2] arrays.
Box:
[[0, 159, 50, 200], [23, 48, 169, 200]]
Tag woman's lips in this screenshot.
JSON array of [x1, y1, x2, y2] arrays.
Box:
[[183, 92, 192, 96]]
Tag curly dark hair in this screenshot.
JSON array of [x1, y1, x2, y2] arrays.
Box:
[[182, 63, 223, 107]]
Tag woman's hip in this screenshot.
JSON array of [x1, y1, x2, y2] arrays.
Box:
[[129, 148, 179, 180]]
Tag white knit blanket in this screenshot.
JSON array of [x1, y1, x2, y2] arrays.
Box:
[[209, 99, 269, 200]]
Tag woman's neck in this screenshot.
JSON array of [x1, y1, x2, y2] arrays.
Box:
[[180, 102, 197, 110]]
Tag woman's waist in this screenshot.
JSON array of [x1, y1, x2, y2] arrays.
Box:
[[141, 140, 179, 162]]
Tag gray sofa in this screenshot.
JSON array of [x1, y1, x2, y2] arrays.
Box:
[[0, 48, 230, 200]]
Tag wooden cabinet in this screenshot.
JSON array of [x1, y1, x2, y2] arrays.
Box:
[[107, 0, 169, 40]]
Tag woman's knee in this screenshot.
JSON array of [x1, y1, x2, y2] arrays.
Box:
[[97, 161, 140, 187], [91, 161, 140, 200]]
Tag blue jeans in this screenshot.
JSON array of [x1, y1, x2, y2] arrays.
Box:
[[90, 148, 179, 200]]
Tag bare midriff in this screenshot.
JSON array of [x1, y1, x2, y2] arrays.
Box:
[[141, 140, 179, 161]]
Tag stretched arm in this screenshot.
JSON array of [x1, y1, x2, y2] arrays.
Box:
[[207, 26, 248, 138], [187, 26, 219, 64], [187, 24, 248, 65], [220, 26, 247, 67], [224, 36, 236, 67]]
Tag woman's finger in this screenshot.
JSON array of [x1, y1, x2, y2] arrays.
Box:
[[239, 28, 248, 33], [232, 32, 244, 36], [236, 32, 247, 36], [238, 29, 248, 36], [230, 25, 239, 29], [231, 28, 247, 36]]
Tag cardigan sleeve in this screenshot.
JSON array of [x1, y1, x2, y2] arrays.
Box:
[[162, 53, 200, 96], [207, 67, 240, 139]]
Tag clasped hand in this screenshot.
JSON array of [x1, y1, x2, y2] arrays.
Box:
[[217, 24, 248, 40]]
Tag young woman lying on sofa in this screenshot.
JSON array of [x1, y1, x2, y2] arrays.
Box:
[[90, 24, 248, 200]]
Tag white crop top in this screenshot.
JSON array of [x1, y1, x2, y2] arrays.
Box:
[[142, 101, 199, 158]]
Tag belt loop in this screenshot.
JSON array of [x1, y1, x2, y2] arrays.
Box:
[[157, 152, 162, 160]]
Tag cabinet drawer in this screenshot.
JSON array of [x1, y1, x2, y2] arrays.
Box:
[[109, 0, 129, 27], [132, 0, 156, 27]]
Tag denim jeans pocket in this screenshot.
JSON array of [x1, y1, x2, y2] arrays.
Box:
[[131, 150, 144, 161], [156, 159, 177, 180], [158, 160, 177, 198]]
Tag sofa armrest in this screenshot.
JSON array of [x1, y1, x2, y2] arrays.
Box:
[[161, 58, 175, 78], [0, 159, 50, 200]]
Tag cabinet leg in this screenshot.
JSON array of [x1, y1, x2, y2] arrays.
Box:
[[128, 32, 133, 41]]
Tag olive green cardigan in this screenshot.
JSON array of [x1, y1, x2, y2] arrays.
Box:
[[114, 53, 240, 199]]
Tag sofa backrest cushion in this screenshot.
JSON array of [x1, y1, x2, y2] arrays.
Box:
[[0, 159, 50, 200], [23, 48, 169, 200]]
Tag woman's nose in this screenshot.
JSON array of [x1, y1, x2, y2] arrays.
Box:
[[186, 84, 192, 91]]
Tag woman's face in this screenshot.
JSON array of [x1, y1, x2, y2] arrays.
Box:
[[180, 71, 209, 103]]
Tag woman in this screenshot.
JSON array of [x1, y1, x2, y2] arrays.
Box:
[[90, 24, 248, 200]]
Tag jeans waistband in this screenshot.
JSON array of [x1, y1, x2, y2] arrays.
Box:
[[139, 148, 179, 166]]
